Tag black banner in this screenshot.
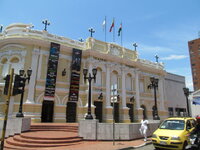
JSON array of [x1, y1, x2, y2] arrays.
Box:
[[68, 48, 82, 101], [44, 42, 60, 101]]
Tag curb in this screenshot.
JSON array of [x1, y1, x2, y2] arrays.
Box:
[[118, 141, 152, 150]]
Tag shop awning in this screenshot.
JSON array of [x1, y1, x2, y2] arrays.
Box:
[[193, 97, 200, 105]]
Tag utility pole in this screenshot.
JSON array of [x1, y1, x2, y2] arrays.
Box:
[[1, 68, 14, 150]]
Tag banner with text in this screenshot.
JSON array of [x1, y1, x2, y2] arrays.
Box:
[[44, 42, 60, 101], [68, 48, 82, 101]]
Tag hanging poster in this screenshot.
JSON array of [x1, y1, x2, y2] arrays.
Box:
[[44, 42, 60, 100], [68, 48, 82, 101]]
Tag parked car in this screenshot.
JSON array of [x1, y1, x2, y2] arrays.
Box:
[[152, 117, 196, 150]]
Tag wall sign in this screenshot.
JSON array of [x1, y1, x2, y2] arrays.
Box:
[[68, 48, 82, 101], [44, 42, 60, 101]]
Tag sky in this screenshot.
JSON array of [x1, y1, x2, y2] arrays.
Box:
[[1, 0, 200, 91]]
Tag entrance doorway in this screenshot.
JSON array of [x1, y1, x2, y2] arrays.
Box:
[[41, 100, 54, 122], [66, 102, 77, 122], [94, 101, 103, 122], [127, 103, 134, 122]]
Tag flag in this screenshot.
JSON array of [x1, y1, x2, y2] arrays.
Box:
[[102, 19, 106, 27], [118, 23, 122, 36], [109, 19, 114, 32], [102, 18, 106, 31]]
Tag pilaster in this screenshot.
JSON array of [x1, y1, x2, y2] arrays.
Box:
[[26, 47, 40, 104]]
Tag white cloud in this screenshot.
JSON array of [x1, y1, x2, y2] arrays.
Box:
[[161, 55, 188, 60], [139, 44, 174, 53], [185, 76, 194, 91]]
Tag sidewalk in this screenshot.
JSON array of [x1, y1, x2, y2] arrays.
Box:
[[41, 138, 152, 150]]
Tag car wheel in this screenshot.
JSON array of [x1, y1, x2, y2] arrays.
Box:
[[182, 141, 188, 150]]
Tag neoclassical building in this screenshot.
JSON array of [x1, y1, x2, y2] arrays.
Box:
[[0, 23, 168, 123]]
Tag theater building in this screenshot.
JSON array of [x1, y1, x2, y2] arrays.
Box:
[[0, 23, 169, 123]]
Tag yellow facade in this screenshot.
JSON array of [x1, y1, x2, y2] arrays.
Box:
[[0, 23, 168, 123]]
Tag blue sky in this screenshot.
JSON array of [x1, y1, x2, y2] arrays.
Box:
[[1, 0, 200, 90]]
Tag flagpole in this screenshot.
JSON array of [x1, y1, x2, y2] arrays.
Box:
[[105, 16, 107, 42], [113, 18, 115, 43]]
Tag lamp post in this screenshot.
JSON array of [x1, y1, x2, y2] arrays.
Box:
[[79, 38, 84, 42], [155, 54, 159, 63], [98, 93, 103, 100], [133, 43, 138, 51], [148, 77, 160, 120], [83, 68, 97, 119], [42, 19, 50, 31], [16, 68, 32, 117], [183, 87, 190, 116], [88, 27, 95, 37], [111, 84, 117, 146]]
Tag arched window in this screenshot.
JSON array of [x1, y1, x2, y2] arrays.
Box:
[[94, 68, 102, 87], [111, 71, 118, 88], [1, 57, 9, 77], [126, 73, 132, 91], [10, 56, 22, 74]]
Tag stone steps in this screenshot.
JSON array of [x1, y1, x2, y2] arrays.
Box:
[[4, 123, 83, 149]]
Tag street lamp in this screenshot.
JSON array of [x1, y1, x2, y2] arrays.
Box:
[[133, 43, 138, 51], [183, 87, 190, 116], [88, 27, 95, 37], [16, 68, 32, 117], [98, 93, 103, 100], [83, 68, 97, 119], [155, 54, 159, 63], [148, 77, 160, 120], [42, 19, 50, 31]]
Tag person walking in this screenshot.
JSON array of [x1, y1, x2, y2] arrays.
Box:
[[139, 116, 149, 142]]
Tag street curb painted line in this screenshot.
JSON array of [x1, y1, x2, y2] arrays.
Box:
[[133, 141, 152, 149], [118, 141, 152, 150]]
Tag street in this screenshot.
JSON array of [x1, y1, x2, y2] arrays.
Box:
[[120, 143, 155, 150]]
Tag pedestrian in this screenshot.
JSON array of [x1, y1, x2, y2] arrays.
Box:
[[139, 116, 149, 142]]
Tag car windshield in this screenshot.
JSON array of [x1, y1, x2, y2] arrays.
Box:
[[159, 120, 185, 130]]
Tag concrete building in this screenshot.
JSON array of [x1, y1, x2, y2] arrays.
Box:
[[188, 38, 200, 91], [164, 73, 187, 117], [0, 23, 187, 123]]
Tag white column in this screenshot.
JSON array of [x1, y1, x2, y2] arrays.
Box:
[[121, 67, 127, 108], [106, 64, 111, 108], [26, 47, 40, 103], [135, 70, 140, 109], [159, 76, 165, 111], [37, 50, 43, 80]]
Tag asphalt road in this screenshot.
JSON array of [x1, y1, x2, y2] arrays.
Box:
[[120, 143, 155, 150]]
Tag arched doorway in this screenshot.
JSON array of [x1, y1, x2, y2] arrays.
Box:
[[66, 101, 77, 122], [127, 96, 135, 122], [41, 101, 54, 122], [94, 93, 103, 122]]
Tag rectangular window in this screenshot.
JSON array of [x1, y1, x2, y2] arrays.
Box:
[[168, 107, 174, 117]]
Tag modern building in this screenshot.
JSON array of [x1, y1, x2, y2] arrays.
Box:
[[0, 23, 187, 123], [164, 73, 187, 117], [188, 38, 200, 91]]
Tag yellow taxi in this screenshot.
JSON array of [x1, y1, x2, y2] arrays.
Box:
[[152, 117, 196, 150]]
